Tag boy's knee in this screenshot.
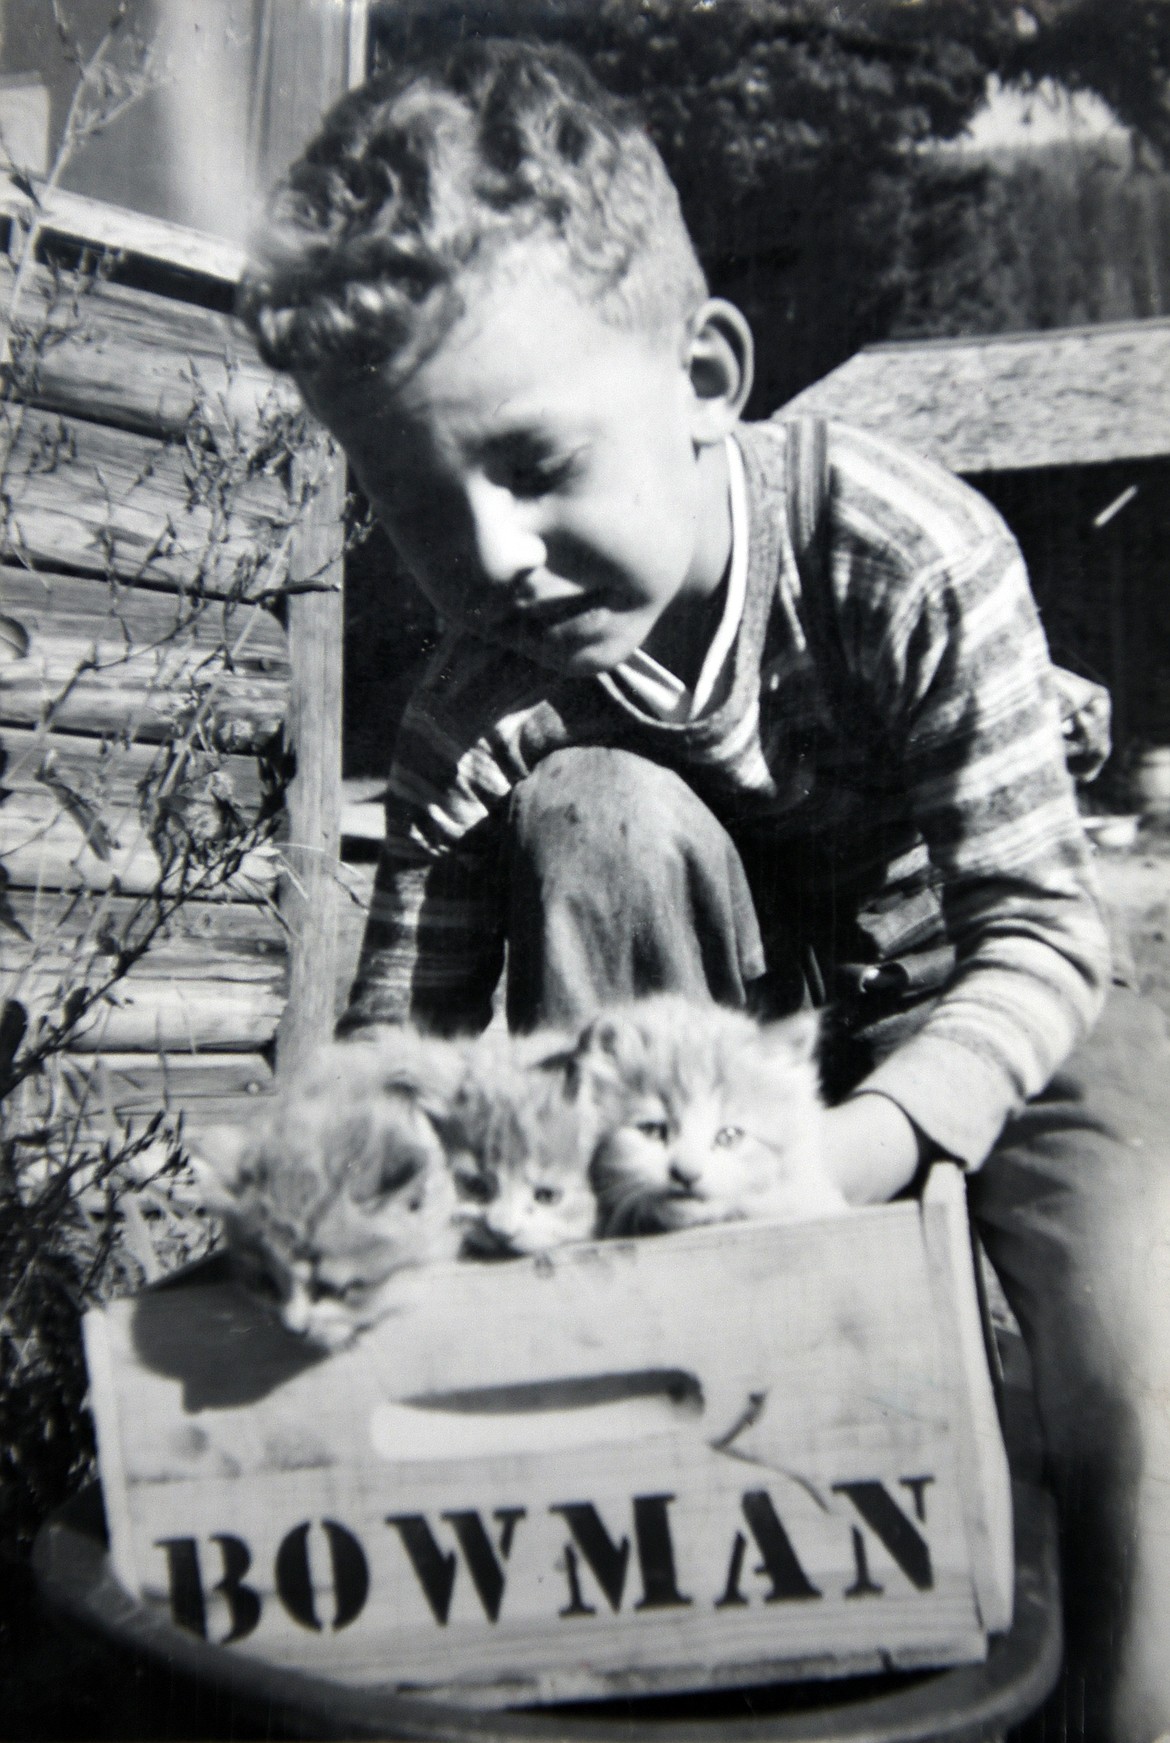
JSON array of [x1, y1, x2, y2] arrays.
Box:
[[509, 747, 711, 870]]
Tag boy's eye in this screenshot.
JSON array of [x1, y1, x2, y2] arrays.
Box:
[[636, 1120, 670, 1143], [533, 1184, 562, 1205], [714, 1125, 745, 1149], [485, 440, 579, 500], [508, 458, 574, 499]]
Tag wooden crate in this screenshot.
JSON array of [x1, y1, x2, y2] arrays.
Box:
[[83, 1165, 1012, 1709]]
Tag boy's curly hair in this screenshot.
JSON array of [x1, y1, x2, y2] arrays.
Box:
[[237, 38, 707, 381]]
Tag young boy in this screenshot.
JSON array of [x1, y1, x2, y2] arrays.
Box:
[[240, 40, 1170, 1738]]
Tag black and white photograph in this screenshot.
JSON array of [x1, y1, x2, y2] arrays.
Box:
[[3, 3, 1170, 1739]]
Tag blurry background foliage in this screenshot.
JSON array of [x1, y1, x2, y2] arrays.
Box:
[[369, 0, 1170, 409]]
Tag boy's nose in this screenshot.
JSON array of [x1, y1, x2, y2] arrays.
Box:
[[467, 476, 546, 588]]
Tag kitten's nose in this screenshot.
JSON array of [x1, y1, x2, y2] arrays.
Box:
[[668, 1161, 700, 1192], [281, 1289, 311, 1336]]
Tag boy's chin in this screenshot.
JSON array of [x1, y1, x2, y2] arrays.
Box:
[[496, 627, 637, 679]]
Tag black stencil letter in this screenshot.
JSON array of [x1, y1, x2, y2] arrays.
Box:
[[900, 1475, 935, 1525], [832, 1481, 933, 1591], [386, 1514, 457, 1623], [714, 1531, 750, 1608], [275, 1520, 369, 1631], [387, 1509, 525, 1624], [440, 1509, 526, 1623], [207, 1534, 261, 1643], [156, 1537, 207, 1638], [549, 1503, 630, 1612], [558, 1544, 596, 1617], [740, 1490, 822, 1602], [632, 1494, 691, 1610]]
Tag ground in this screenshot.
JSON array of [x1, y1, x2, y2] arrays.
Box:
[[1095, 819, 1170, 1022]]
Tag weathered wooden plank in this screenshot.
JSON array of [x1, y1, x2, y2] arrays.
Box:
[[62, 1051, 275, 1106], [0, 404, 297, 594], [18, 1052, 275, 1151], [4, 972, 282, 1053], [0, 568, 288, 744], [0, 786, 278, 898], [1, 179, 248, 283], [3, 888, 285, 959], [1, 725, 267, 815], [921, 1167, 1015, 1633], [83, 1174, 1012, 1705], [1, 893, 286, 1056], [0, 257, 299, 441], [2, 892, 284, 977], [335, 856, 373, 1018], [276, 447, 345, 1077]]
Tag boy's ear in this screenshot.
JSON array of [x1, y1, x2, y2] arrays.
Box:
[[684, 299, 754, 445]]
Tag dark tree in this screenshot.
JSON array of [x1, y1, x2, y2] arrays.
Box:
[[368, 0, 1170, 405]]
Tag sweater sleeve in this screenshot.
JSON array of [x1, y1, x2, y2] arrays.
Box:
[[338, 638, 554, 1037], [832, 440, 1110, 1165]]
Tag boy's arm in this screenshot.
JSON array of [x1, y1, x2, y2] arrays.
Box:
[[337, 639, 553, 1037], [339, 821, 505, 1036], [822, 432, 1111, 1192]]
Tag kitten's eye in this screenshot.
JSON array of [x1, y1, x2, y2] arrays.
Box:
[[714, 1125, 746, 1149], [636, 1120, 670, 1142], [533, 1185, 562, 1206], [455, 1168, 495, 1203]]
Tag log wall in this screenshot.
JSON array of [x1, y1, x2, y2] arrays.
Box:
[[0, 187, 346, 1147]]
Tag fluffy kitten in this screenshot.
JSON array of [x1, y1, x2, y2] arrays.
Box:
[[192, 1029, 465, 1350], [579, 995, 845, 1236], [445, 1029, 604, 1258]]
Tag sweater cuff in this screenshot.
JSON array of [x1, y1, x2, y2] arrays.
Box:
[[849, 1033, 1020, 1169]]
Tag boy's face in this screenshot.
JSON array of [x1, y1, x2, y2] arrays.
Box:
[[302, 255, 731, 677]]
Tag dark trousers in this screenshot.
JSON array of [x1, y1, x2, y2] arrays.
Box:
[[503, 746, 1170, 1741]]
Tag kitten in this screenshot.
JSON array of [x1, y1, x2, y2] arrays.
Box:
[[445, 1028, 604, 1258], [578, 995, 845, 1237], [192, 1028, 466, 1350]]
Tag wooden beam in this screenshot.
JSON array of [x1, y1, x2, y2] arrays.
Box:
[[34, 1050, 276, 1149], [276, 439, 346, 1077], [1, 177, 247, 283]]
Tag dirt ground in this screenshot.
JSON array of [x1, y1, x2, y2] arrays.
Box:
[[1094, 818, 1170, 1022]]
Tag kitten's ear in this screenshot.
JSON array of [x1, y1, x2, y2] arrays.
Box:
[[576, 1014, 622, 1059], [759, 1009, 822, 1069], [186, 1125, 252, 1211]]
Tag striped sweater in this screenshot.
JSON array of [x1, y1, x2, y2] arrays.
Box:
[[347, 418, 1109, 1167]]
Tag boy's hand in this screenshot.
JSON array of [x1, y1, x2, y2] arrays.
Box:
[[821, 1092, 931, 1205]]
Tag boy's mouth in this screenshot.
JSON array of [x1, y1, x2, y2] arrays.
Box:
[[478, 589, 610, 644]]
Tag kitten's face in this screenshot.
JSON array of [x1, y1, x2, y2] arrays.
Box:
[[580, 998, 840, 1235], [450, 1049, 601, 1257], [195, 1074, 462, 1350]]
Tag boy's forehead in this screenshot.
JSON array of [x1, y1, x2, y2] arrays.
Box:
[[302, 254, 682, 448]]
